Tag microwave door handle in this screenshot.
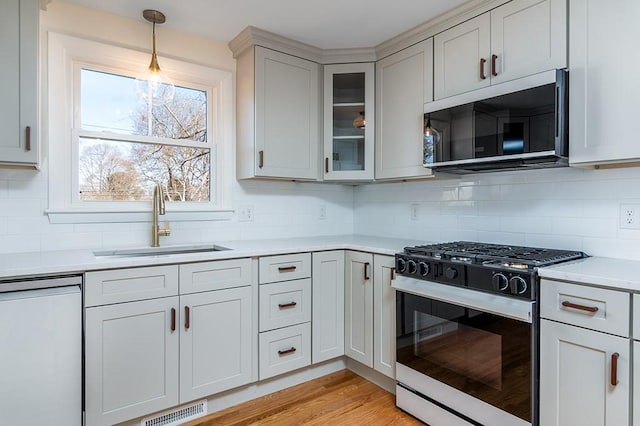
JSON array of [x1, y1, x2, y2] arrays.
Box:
[[554, 69, 568, 156]]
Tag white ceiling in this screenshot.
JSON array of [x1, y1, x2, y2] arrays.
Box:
[[56, 0, 469, 49]]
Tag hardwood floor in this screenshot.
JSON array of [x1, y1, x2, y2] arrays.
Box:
[[183, 370, 423, 425]]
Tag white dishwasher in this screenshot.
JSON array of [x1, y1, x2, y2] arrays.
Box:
[[0, 275, 82, 426]]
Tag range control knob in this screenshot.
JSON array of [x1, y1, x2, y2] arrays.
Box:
[[492, 273, 509, 291], [444, 267, 458, 280], [396, 258, 406, 273], [418, 262, 430, 276], [509, 276, 528, 295], [407, 260, 417, 274]]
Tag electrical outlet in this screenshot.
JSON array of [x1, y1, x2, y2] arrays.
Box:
[[410, 204, 419, 221], [319, 204, 327, 220], [619, 204, 640, 229], [238, 205, 254, 222]]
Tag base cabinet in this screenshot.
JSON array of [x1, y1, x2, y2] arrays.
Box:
[[344, 251, 396, 379], [312, 251, 345, 363], [373, 254, 395, 378], [85, 297, 180, 426], [540, 319, 630, 426], [179, 287, 253, 403], [85, 262, 255, 425]]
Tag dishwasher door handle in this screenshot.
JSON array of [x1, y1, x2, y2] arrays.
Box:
[[0, 275, 83, 293]]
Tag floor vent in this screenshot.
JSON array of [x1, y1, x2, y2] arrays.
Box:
[[141, 400, 207, 426]]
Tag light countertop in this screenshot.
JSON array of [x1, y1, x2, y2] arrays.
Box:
[[538, 256, 640, 292], [0, 235, 425, 280]]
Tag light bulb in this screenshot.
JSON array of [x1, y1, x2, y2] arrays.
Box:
[[423, 114, 441, 165]]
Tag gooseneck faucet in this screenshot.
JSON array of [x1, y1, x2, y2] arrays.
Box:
[[152, 183, 171, 247]]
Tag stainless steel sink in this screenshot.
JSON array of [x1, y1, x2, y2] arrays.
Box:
[[93, 244, 230, 257]]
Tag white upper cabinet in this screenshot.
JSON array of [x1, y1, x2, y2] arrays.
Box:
[[434, 0, 566, 100], [0, 0, 38, 167], [434, 14, 491, 99], [323, 63, 375, 181], [375, 39, 434, 180], [569, 0, 640, 166], [236, 46, 321, 180]]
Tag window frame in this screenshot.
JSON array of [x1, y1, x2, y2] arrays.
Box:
[[46, 32, 233, 223]]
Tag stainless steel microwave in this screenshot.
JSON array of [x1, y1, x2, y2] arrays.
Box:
[[423, 69, 568, 174]]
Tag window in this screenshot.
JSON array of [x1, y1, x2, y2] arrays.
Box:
[[47, 33, 233, 223]]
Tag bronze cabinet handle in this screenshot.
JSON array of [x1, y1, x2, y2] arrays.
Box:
[[561, 300, 599, 313], [480, 58, 487, 80], [258, 150, 264, 168], [185, 306, 191, 330], [25, 126, 31, 151], [325, 157, 329, 173], [611, 352, 620, 386], [278, 347, 297, 356], [278, 266, 297, 273], [171, 308, 176, 332], [491, 54, 498, 76], [278, 301, 297, 309], [364, 262, 371, 281], [390, 267, 396, 281]]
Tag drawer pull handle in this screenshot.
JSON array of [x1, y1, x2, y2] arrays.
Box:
[[480, 58, 487, 80], [611, 352, 619, 386], [278, 301, 297, 309], [258, 150, 264, 168], [561, 300, 599, 313], [325, 157, 329, 173], [171, 308, 176, 332], [185, 306, 191, 330], [390, 267, 396, 281], [278, 347, 297, 356], [278, 266, 297, 273], [491, 54, 498, 76], [364, 262, 371, 281]]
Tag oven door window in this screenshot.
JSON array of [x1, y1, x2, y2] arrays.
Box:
[[396, 292, 531, 422]]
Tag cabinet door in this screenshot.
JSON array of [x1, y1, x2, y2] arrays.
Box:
[[323, 63, 374, 181], [312, 251, 345, 363], [373, 254, 395, 378], [344, 251, 374, 367], [85, 297, 179, 426], [434, 13, 491, 99], [634, 341, 640, 426], [180, 287, 253, 403], [569, 0, 640, 166], [0, 0, 38, 166], [540, 319, 630, 426], [375, 39, 434, 180], [490, 0, 566, 85], [254, 46, 320, 180]]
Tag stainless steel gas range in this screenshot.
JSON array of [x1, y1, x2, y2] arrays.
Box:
[[392, 241, 585, 426]]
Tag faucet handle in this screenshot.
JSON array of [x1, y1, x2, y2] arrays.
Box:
[[159, 221, 171, 237]]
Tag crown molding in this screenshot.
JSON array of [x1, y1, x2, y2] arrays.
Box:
[[228, 0, 514, 65], [375, 0, 511, 59]]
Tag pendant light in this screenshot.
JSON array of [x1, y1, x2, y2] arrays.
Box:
[[423, 114, 440, 165], [135, 9, 175, 105]]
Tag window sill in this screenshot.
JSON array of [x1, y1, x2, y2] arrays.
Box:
[[46, 209, 234, 224]]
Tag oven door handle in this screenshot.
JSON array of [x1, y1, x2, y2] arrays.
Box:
[[392, 276, 534, 323]]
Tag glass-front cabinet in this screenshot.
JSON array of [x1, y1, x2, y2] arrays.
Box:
[[323, 63, 374, 181]]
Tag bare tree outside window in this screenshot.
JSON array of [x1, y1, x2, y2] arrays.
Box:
[[78, 68, 211, 203]]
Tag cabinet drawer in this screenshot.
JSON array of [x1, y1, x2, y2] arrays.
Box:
[[634, 294, 640, 340], [180, 258, 254, 294], [259, 278, 311, 332], [259, 322, 311, 380], [259, 253, 311, 284], [85, 265, 179, 307], [540, 279, 630, 336]]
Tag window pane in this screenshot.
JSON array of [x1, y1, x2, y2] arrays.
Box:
[[81, 69, 208, 143], [78, 138, 211, 202]]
